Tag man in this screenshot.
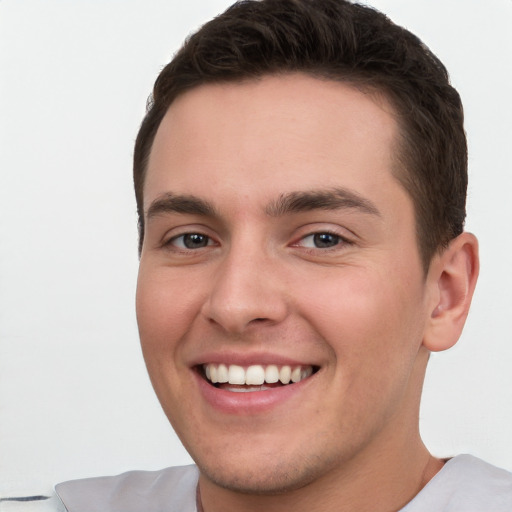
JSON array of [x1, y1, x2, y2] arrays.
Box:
[[53, 0, 512, 510]]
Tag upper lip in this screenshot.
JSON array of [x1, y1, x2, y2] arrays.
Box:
[[188, 350, 320, 368]]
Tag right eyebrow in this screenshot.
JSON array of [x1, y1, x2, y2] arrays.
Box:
[[265, 187, 381, 217], [145, 193, 218, 220]]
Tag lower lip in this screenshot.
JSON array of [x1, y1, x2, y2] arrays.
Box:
[[193, 370, 315, 415]]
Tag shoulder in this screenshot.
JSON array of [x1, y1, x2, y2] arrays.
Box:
[[403, 455, 512, 512], [54, 464, 199, 512]]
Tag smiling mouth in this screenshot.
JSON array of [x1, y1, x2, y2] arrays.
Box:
[[200, 363, 318, 392]]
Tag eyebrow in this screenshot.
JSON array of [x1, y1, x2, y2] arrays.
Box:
[[265, 187, 381, 217], [146, 193, 218, 220], [145, 187, 380, 221]]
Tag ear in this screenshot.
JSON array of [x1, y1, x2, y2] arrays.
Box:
[[422, 232, 479, 352]]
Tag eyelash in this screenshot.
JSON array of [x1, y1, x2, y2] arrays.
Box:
[[165, 232, 217, 250], [292, 230, 352, 251], [164, 230, 352, 253]]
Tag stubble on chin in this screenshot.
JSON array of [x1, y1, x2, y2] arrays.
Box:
[[196, 448, 342, 497]]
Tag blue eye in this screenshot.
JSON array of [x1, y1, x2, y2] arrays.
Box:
[[171, 233, 212, 249], [300, 232, 343, 248], [314, 233, 341, 248]]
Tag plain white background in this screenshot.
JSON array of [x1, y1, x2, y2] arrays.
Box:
[[1, 0, 511, 496]]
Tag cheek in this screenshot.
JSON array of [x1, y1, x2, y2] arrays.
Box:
[[135, 267, 204, 422], [135, 266, 202, 360], [295, 266, 426, 373]]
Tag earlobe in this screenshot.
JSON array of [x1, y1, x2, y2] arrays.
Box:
[[422, 232, 479, 352]]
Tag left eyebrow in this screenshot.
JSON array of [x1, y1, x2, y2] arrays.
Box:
[[265, 187, 381, 217], [145, 193, 218, 220]]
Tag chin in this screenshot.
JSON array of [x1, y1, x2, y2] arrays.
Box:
[[200, 463, 313, 495], [194, 446, 339, 495]]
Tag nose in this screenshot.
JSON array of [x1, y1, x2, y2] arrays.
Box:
[[201, 242, 289, 334]]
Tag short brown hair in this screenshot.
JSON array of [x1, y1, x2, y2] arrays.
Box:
[[134, 0, 467, 269]]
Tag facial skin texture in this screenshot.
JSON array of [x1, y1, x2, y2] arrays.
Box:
[[136, 75, 478, 512]]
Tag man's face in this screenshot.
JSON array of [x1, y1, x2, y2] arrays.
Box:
[[136, 74, 435, 493]]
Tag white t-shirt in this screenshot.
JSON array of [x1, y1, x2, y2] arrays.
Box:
[[3, 455, 511, 511]]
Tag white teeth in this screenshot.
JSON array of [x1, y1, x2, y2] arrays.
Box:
[[265, 365, 279, 384], [228, 365, 245, 385], [203, 363, 314, 386], [291, 366, 302, 383], [246, 365, 265, 385], [301, 367, 313, 380], [217, 364, 228, 383], [279, 366, 291, 384], [210, 365, 218, 384]]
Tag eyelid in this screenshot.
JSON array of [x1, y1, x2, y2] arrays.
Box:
[[160, 224, 220, 250], [168, 233, 216, 249], [290, 224, 356, 248], [299, 232, 342, 247], [295, 232, 351, 252]]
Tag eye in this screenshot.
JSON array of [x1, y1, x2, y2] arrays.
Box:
[[169, 233, 214, 249], [299, 232, 344, 249]]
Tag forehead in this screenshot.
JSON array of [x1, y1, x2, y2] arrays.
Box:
[[144, 74, 404, 216]]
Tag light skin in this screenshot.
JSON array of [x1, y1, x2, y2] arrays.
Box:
[[136, 74, 479, 512]]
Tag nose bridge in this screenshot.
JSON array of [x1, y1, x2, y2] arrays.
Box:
[[202, 232, 288, 333]]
